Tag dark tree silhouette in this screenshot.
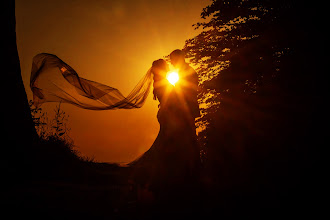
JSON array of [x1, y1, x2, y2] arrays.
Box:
[[1, 0, 37, 156], [184, 0, 321, 215]]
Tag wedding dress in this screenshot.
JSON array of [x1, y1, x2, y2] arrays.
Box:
[[129, 72, 200, 192]]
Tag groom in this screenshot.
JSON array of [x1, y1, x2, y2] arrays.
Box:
[[170, 49, 200, 124], [170, 49, 201, 177]]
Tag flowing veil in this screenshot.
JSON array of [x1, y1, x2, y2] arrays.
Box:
[[30, 53, 153, 110]]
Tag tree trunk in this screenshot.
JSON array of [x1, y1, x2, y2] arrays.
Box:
[[1, 0, 37, 156]]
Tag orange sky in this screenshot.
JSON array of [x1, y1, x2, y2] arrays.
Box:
[[16, 0, 209, 163]]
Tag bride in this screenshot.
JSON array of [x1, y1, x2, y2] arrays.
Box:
[[30, 50, 201, 198]]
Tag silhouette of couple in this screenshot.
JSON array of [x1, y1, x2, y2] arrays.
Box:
[[129, 50, 201, 198], [30, 49, 201, 198]]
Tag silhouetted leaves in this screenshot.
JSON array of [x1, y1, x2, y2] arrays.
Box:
[[184, 0, 318, 214], [29, 101, 71, 143]]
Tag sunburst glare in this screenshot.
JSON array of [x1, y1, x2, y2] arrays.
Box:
[[167, 71, 179, 86]]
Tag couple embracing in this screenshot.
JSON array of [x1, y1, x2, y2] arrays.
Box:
[[130, 49, 201, 200]]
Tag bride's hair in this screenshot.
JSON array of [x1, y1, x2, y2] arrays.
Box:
[[152, 59, 168, 101], [152, 59, 168, 73]]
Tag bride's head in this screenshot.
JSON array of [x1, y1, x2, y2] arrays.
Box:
[[152, 59, 168, 77], [152, 59, 169, 101]]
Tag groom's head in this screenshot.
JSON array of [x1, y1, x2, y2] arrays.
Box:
[[170, 49, 185, 68]]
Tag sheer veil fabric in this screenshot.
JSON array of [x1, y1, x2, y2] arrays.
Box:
[[30, 53, 153, 110]]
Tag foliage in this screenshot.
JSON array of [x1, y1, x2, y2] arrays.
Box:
[[29, 101, 100, 166], [29, 100, 81, 160], [185, 0, 298, 115], [184, 0, 317, 185], [29, 100, 48, 139], [51, 102, 71, 140], [29, 101, 71, 142]]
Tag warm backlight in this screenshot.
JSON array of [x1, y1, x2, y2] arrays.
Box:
[[167, 71, 179, 86]]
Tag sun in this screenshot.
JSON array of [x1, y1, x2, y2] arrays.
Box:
[[167, 71, 179, 86]]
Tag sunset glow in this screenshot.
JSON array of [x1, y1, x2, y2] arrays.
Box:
[[17, 0, 208, 163], [167, 71, 179, 86]]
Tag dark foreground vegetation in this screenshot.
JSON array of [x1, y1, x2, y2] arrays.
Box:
[[2, 101, 319, 219]]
